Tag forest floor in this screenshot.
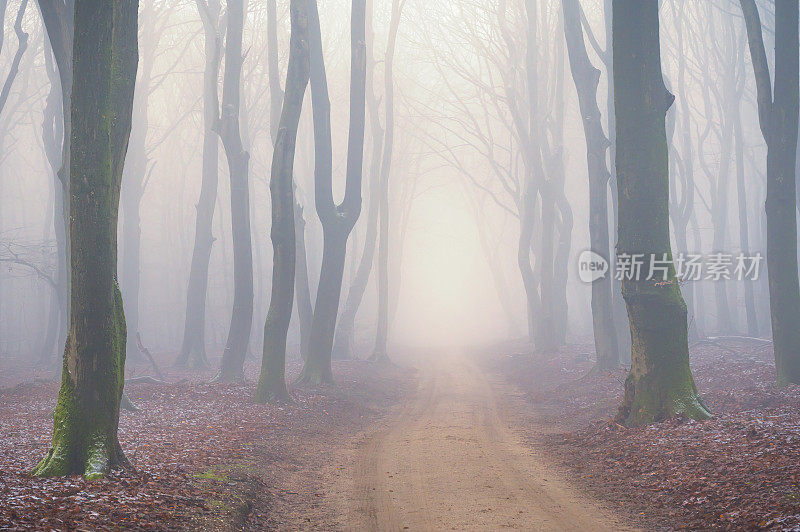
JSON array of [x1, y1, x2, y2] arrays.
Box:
[[3, 339, 797, 530], [0, 354, 416, 530], [482, 338, 800, 531]]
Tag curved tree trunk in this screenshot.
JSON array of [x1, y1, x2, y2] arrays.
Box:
[[34, 0, 138, 478], [215, 0, 254, 383], [176, 0, 222, 370], [39, 44, 66, 361], [333, 0, 384, 361], [740, 0, 800, 385], [613, 0, 710, 426], [37, 0, 75, 364], [297, 0, 367, 385], [255, 0, 310, 404], [563, 0, 619, 370], [121, 8, 159, 365]]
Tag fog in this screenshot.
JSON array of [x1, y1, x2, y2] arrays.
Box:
[[3, 0, 800, 528], [0, 0, 779, 365]]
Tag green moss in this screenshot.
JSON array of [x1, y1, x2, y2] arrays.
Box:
[[195, 469, 230, 482]]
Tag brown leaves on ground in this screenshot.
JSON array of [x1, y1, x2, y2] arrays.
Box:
[[485, 339, 800, 531], [0, 357, 415, 531]]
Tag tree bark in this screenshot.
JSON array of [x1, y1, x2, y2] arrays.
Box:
[[33, 0, 139, 478], [255, 0, 310, 404], [740, 0, 800, 385], [333, 0, 384, 361], [215, 0, 255, 382], [38, 41, 66, 361], [121, 7, 159, 365], [37, 0, 75, 363], [294, 199, 313, 359], [296, 0, 367, 385], [176, 0, 222, 370], [613, 0, 710, 426], [563, 0, 619, 370], [371, 0, 404, 363]]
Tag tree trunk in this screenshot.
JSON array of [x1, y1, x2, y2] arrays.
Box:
[[255, 0, 310, 404], [740, 0, 800, 385], [38, 0, 74, 364], [296, 0, 367, 385], [294, 200, 313, 360], [215, 0, 254, 382], [602, 0, 631, 364], [34, 0, 138, 478], [371, 0, 404, 363], [120, 15, 157, 364], [38, 44, 66, 361], [613, 0, 710, 426], [333, 0, 384, 361], [563, 0, 619, 370], [176, 0, 221, 370], [734, 103, 759, 337], [549, 19, 572, 348]]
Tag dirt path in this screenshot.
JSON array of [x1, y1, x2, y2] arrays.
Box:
[[345, 350, 631, 531]]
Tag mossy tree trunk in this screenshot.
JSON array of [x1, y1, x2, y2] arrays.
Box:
[[254, 0, 310, 404], [297, 0, 367, 386], [175, 0, 222, 370], [613, 0, 710, 426], [562, 0, 619, 370], [34, 0, 138, 479], [740, 0, 800, 385], [216, 0, 255, 383]]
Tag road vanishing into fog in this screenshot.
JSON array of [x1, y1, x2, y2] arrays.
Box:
[[348, 351, 630, 531]]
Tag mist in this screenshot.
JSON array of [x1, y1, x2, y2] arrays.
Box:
[[1, 0, 799, 530]]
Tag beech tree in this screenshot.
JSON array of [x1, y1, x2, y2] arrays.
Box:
[[371, 0, 405, 363], [740, 0, 800, 385], [175, 0, 223, 370], [562, 0, 619, 370], [215, 0, 255, 382], [31, 0, 74, 363], [613, 0, 710, 426], [332, 0, 384, 360], [33, 0, 139, 478], [255, 0, 310, 403], [296, 0, 367, 385]]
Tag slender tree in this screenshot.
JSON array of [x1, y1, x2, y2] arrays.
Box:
[[37, 0, 74, 363], [371, 0, 405, 362], [255, 0, 310, 403], [0, 0, 29, 119], [562, 0, 619, 370], [740, 0, 800, 385], [33, 0, 139, 478], [332, 0, 384, 360], [215, 0, 255, 382], [175, 0, 222, 369], [296, 0, 367, 385], [613, 0, 710, 426], [120, 3, 163, 364]]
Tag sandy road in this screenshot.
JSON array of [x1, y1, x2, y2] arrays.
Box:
[[346, 350, 630, 531]]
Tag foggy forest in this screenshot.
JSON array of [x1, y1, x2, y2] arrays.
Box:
[[0, 0, 799, 530]]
